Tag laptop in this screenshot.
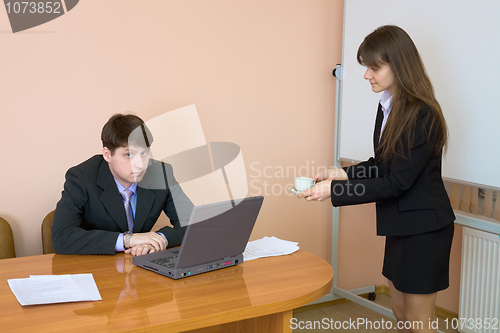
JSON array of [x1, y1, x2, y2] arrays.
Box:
[[132, 196, 264, 279]]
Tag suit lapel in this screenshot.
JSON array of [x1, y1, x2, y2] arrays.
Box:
[[97, 160, 129, 231]]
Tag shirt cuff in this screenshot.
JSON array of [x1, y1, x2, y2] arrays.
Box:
[[115, 233, 125, 252], [156, 232, 168, 248]]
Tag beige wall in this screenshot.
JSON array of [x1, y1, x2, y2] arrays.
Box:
[[0, 0, 461, 313]]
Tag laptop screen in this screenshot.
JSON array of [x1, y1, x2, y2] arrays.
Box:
[[175, 196, 263, 268]]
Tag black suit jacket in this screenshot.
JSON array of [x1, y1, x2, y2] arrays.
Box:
[[52, 155, 194, 254], [331, 104, 455, 236]]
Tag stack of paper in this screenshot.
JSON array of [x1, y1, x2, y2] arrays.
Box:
[[243, 236, 299, 261], [8, 274, 101, 306]]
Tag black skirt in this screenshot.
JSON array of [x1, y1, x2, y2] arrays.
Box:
[[382, 222, 454, 294]]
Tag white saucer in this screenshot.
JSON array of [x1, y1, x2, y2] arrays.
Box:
[[287, 186, 301, 195]]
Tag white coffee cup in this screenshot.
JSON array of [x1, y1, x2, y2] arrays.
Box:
[[294, 177, 316, 192]]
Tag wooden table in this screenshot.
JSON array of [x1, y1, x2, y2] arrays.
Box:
[[0, 250, 332, 333]]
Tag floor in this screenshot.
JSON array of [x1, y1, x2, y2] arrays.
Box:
[[293, 294, 460, 332]]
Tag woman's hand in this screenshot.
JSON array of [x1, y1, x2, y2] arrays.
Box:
[[312, 168, 348, 182], [297, 180, 332, 202]]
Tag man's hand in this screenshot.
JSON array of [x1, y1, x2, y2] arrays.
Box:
[[125, 244, 156, 256], [297, 180, 332, 202], [128, 232, 167, 252]]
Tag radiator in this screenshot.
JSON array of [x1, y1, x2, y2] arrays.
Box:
[[459, 227, 500, 333]]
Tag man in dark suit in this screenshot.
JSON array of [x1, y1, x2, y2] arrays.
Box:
[[52, 114, 193, 256]]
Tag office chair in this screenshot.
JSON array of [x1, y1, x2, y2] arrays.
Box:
[[0, 217, 16, 259], [42, 211, 55, 254]]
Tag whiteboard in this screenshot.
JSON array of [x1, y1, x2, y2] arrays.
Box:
[[340, 0, 500, 189]]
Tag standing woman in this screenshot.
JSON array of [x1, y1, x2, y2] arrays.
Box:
[[298, 25, 455, 333]]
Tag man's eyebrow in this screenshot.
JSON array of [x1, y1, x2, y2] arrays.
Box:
[[128, 147, 149, 153]]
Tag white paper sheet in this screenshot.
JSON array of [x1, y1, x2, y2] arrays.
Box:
[[243, 236, 299, 261], [8, 274, 101, 306]]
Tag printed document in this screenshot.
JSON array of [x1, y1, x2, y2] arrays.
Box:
[[243, 236, 299, 261], [8, 274, 101, 306]]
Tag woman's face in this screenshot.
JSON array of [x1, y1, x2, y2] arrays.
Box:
[[363, 63, 395, 94]]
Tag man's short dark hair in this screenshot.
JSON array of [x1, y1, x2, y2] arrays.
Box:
[[101, 114, 153, 155]]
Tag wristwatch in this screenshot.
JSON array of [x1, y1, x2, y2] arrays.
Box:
[[124, 232, 133, 250]]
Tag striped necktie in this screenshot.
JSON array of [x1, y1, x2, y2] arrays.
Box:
[[121, 188, 134, 232]]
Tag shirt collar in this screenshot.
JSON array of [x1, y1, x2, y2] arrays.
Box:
[[379, 90, 393, 116], [114, 179, 137, 195]]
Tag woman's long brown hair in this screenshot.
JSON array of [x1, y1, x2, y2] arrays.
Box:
[[357, 25, 448, 164]]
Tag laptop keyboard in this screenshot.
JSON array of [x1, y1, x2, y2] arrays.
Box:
[[150, 255, 178, 268]]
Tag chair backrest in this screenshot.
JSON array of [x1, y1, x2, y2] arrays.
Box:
[[0, 217, 16, 259], [42, 211, 55, 254]]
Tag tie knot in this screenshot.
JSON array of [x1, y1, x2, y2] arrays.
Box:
[[121, 188, 133, 201]]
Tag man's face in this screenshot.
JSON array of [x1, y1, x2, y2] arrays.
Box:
[[103, 144, 150, 188]]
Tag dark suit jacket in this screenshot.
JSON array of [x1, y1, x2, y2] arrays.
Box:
[[52, 155, 194, 254], [331, 104, 455, 236]]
